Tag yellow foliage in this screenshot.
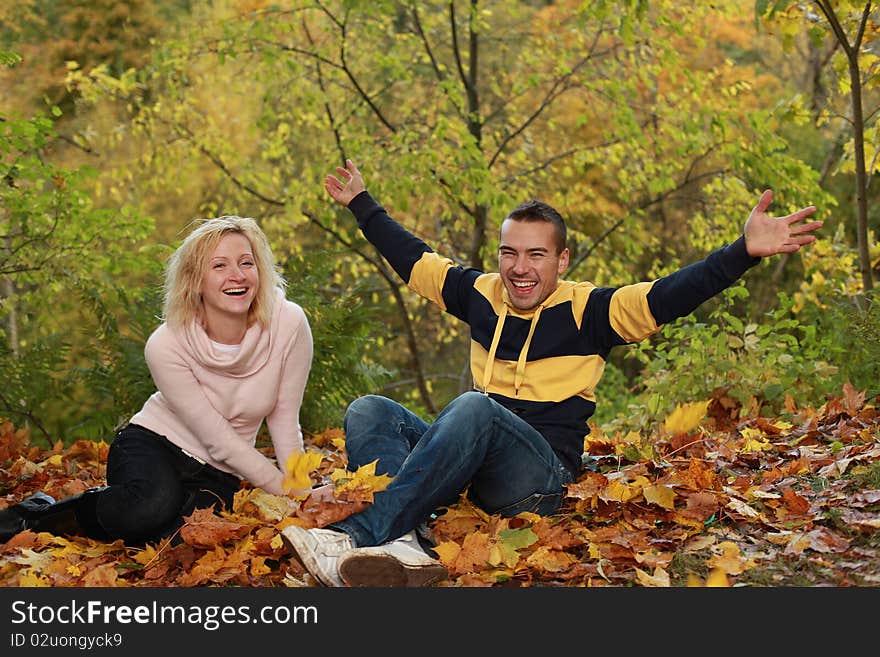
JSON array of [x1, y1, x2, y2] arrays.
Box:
[[488, 541, 520, 569], [525, 546, 576, 573], [706, 541, 756, 575], [600, 473, 650, 503], [330, 460, 393, 500], [687, 567, 730, 587], [635, 567, 670, 587], [283, 450, 325, 496], [740, 427, 773, 453], [249, 556, 271, 577], [432, 540, 462, 566], [662, 400, 709, 436], [643, 484, 677, 510]]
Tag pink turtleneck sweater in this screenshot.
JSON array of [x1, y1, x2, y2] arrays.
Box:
[[129, 288, 313, 495]]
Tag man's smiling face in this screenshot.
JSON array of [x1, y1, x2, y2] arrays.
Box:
[[498, 218, 569, 311]]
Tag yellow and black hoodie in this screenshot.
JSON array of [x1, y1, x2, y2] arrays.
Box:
[[349, 191, 760, 478]]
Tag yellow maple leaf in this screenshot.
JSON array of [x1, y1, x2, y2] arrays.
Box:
[[643, 484, 677, 510], [237, 487, 298, 521], [635, 566, 670, 587], [330, 460, 392, 498], [250, 556, 271, 577], [283, 450, 325, 495], [740, 427, 773, 452], [662, 400, 709, 435], [705, 567, 730, 587], [132, 544, 159, 566], [17, 570, 51, 587], [687, 567, 730, 587], [525, 546, 576, 573], [488, 541, 520, 569], [433, 540, 462, 566], [706, 540, 755, 575], [599, 473, 650, 503], [39, 454, 64, 469]]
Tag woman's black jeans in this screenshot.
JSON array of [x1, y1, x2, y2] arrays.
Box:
[[91, 423, 240, 544]]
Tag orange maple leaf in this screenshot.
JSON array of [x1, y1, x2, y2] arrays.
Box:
[[179, 507, 253, 549]]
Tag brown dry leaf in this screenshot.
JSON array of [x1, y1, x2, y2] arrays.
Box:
[[444, 532, 491, 577], [178, 507, 253, 549], [838, 509, 880, 530], [564, 472, 608, 502], [82, 562, 123, 587], [780, 489, 812, 517], [431, 500, 490, 543], [841, 382, 866, 415], [671, 457, 719, 490], [295, 497, 369, 528], [783, 528, 850, 555]]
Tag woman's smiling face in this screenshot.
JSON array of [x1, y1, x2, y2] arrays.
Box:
[[200, 232, 259, 327]]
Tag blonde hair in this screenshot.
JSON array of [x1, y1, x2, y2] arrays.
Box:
[[162, 215, 286, 329]]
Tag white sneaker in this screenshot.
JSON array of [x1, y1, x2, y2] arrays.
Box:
[[337, 530, 448, 587], [281, 526, 354, 587]]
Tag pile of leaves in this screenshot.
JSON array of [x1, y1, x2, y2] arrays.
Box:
[[1, 383, 878, 587]]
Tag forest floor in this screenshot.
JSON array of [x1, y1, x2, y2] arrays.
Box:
[[1, 383, 878, 588]]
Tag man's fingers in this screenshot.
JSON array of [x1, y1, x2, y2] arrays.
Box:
[[791, 219, 823, 234], [785, 206, 817, 224]]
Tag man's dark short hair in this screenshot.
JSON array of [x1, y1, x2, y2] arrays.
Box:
[[505, 200, 567, 253]]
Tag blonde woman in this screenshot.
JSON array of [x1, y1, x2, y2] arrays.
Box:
[[0, 216, 313, 544]]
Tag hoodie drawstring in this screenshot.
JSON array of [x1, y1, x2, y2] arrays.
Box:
[[481, 304, 508, 393], [480, 302, 544, 398], [514, 304, 543, 396]]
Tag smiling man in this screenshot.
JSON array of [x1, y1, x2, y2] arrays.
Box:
[[281, 159, 822, 588]]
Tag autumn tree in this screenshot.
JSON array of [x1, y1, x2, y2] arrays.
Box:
[[759, 0, 879, 292], [65, 0, 831, 420], [0, 58, 157, 441]]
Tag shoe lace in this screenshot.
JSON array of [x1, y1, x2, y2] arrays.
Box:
[[315, 530, 354, 556]]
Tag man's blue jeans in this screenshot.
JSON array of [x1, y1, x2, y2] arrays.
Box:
[[330, 392, 573, 547]]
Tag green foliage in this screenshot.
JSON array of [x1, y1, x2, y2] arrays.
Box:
[[597, 284, 845, 434], [0, 107, 156, 443], [0, 333, 71, 447], [804, 287, 880, 397], [63, 273, 164, 440], [282, 250, 393, 432]]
